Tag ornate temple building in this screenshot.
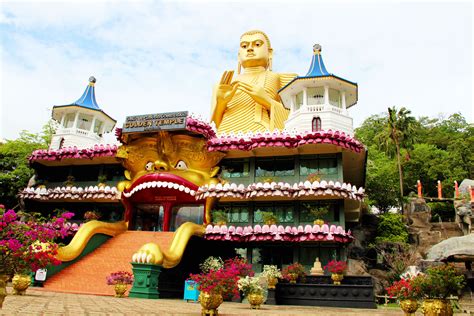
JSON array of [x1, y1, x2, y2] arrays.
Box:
[[19, 30, 367, 299]]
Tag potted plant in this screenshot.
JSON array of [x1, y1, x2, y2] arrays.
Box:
[[260, 211, 278, 225], [199, 256, 224, 273], [304, 203, 329, 225], [238, 276, 265, 309], [212, 210, 228, 226], [189, 268, 239, 315], [224, 257, 254, 279], [0, 208, 73, 307], [282, 263, 306, 284], [84, 210, 101, 222], [63, 175, 75, 187], [387, 278, 422, 316], [306, 171, 321, 183], [106, 271, 134, 297], [324, 260, 347, 285], [412, 264, 465, 316], [97, 174, 108, 188], [262, 265, 282, 289]]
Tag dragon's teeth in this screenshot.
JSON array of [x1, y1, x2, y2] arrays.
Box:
[[184, 187, 190, 194]]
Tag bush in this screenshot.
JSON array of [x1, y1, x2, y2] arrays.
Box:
[[428, 202, 455, 222], [375, 213, 409, 244]]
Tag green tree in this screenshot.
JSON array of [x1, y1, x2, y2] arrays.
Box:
[[376, 107, 418, 212], [0, 129, 49, 208]]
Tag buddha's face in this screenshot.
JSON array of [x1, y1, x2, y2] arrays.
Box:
[[238, 33, 271, 69]]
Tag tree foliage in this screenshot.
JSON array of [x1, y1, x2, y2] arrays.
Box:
[[0, 123, 55, 208], [375, 213, 409, 244], [356, 111, 473, 212]]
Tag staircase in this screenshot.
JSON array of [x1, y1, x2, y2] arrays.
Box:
[[43, 231, 174, 296]]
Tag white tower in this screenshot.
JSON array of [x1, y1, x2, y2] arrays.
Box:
[[280, 44, 357, 135], [50, 76, 116, 150]]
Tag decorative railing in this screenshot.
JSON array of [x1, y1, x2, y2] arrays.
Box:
[[196, 180, 364, 201], [19, 185, 120, 201], [204, 223, 353, 243], [208, 129, 364, 153], [28, 144, 118, 163]]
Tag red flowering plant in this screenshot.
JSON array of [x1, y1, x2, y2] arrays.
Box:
[[0, 207, 74, 276], [282, 262, 306, 282], [106, 271, 134, 285], [224, 257, 255, 278], [323, 260, 348, 274], [189, 268, 240, 297], [386, 278, 422, 300]]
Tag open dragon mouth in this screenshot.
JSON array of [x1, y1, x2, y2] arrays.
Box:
[[122, 173, 199, 201]]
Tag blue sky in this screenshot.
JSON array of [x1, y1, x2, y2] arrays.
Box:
[[0, 0, 472, 140]]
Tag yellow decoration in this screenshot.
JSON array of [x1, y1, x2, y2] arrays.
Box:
[[248, 293, 265, 309], [56, 220, 127, 262], [199, 291, 223, 316], [117, 132, 223, 191], [211, 30, 296, 134], [12, 274, 31, 295], [134, 222, 205, 268]]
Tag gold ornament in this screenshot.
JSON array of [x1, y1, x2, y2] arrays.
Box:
[[198, 291, 223, 316], [421, 299, 453, 316], [399, 298, 419, 316], [248, 293, 265, 309], [331, 273, 344, 285], [12, 274, 31, 295], [114, 284, 128, 298]]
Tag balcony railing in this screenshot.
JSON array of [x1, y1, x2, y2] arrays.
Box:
[[56, 127, 101, 140]]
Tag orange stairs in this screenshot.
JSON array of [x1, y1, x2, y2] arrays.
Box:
[[42, 231, 174, 296]]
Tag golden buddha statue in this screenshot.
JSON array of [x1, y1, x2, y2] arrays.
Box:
[[211, 30, 297, 134]]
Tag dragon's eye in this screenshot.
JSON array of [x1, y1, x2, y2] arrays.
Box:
[[175, 160, 188, 170], [145, 161, 154, 171]]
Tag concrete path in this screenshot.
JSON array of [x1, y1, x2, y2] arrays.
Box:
[[0, 288, 408, 315]]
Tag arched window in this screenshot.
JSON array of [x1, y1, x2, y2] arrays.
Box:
[[312, 117, 322, 131]]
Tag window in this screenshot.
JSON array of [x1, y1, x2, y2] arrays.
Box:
[[171, 204, 204, 231], [312, 117, 322, 131], [254, 203, 294, 224], [64, 113, 76, 128], [295, 91, 303, 110], [216, 204, 250, 224], [307, 87, 324, 105], [77, 114, 93, 130], [71, 165, 101, 182], [221, 159, 250, 178], [299, 155, 337, 176], [329, 88, 341, 107], [255, 157, 294, 178], [299, 201, 339, 223], [93, 120, 103, 134]]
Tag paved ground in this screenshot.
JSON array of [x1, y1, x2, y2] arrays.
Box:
[[0, 288, 410, 316]]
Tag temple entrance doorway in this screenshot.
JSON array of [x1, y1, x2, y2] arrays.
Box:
[[134, 204, 164, 231]]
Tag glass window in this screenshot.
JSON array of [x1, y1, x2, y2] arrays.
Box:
[[256, 157, 294, 177], [93, 120, 103, 134], [254, 204, 272, 223], [312, 117, 322, 131], [171, 204, 204, 231], [64, 113, 76, 128], [295, 91, 303, 109], [307, 87, 324, 105], [78, 114, 93, 130], [299, 201, 338, 223], [46, 166, 70, 182], [71, 165, 101, 182], [299, 247, 320, 266], [275, 204, 294, 223], [329, 88, 341, 107], [299, 155, 338, 176], [221, 159, 249, 178]]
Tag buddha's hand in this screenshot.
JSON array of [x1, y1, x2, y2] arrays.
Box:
[[235, 81, 273, 109], [216, 70, 238, 106]]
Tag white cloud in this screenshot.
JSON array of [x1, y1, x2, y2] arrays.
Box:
[[0, 1, 472, 140]]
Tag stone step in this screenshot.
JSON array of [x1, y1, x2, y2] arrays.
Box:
[[43, 231, 174, 296]]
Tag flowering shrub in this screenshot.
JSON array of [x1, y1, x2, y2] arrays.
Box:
[[106, 271, 134, 285], [0, 208, 73, 275], [189, 268, 239, 297], [324, 260, 347, 274], [410, 264, 465, 299], [224, 257, 254, 278], [200, 256, 224, 273], [282, 262, 306, 281], [386, 278, 422, 300], [262, 265, 282, 279], [238, 276, 264, 295], [84, 211, 101, 221]]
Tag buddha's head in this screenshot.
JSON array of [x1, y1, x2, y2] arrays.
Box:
[[238, 30, 273, 70]]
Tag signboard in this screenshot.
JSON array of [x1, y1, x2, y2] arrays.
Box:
[[35, 269, 47, 281], [183, 280, 200, 302], [122, 111, 188, 134]]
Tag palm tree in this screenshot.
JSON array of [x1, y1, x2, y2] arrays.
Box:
[[376, 107, 417, 213]]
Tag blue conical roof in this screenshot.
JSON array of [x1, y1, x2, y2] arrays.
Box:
[[305, 44, 329, 77], [71, 76, 101, 110]]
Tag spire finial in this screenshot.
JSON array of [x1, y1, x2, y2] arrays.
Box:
[[89, 76, 96, 86], [313, 44, 322, 55]]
